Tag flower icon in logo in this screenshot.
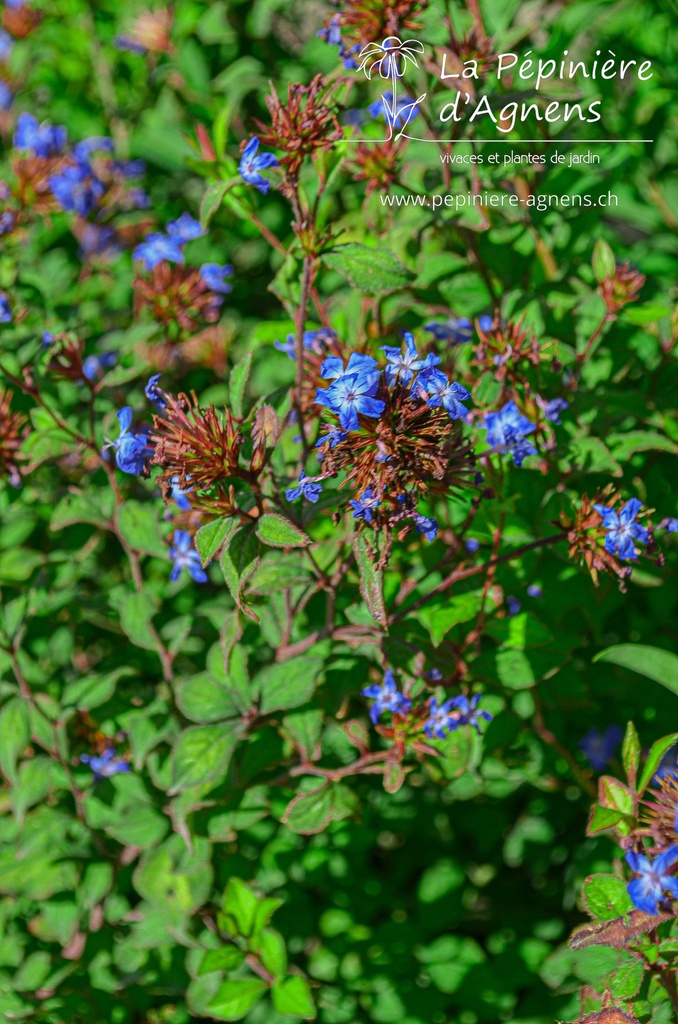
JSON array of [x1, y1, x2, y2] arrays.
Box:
[[357, 36, 425, 79], [356, 37, 426, 141]]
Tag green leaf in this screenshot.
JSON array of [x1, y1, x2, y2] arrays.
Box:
[[586, 804, 625, 836], [256, 514, 311, 549], [63, 668, 135, 711], [622, 721, 640, 789], [622, 303, 672, 324], [321, 243, 413, 295], [223, 877, 259, 936], [175, 673, 240, 724], [420, 592, 483, 647], [220, 523, 261, 621], [0, 697, 30, 783], [196, 517, 237, 567], [638, 733, 678, 795], [169, 723, 243, 793], [117, 501, 168, 557], [257, 657, 323, 714], [496, 648, 535, 691], [271, 976, 315, 1018], [581, 874, 634, 920], [229, 351, 253, 420], [592, 239, 615, 283], [598, 776, 633, 815], [283, 783, 357, 835], [608, 957, 644, 999], [353, 534, 387, 628], [594, 644, 678, 697], [607, 430, 678, 461], [199, 947, 247, 975], [280, 709, 323, 761], [207, 979, 267, 1021], [255, 928, 287, 979], [200, 180, 229, 229]]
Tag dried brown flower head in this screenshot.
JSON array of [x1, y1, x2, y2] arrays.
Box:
[[641, 771, 678, 848], [558, 488, 630, 587], [0, 388, 26, 487], [474, 316, 557, 388], [255, 75, 343, 177], [599, 262, 645, 315], [134, 264, 223, 333], [329, 0, 427, 51], [353, 140, 402, 196]]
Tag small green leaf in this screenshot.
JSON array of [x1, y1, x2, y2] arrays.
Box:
[[608, 957, 644, 999], [117, 501, 168, 557], [223, 878, 259, 936], [175, 673, 240, 724], [257, 657, 323, 714], [638, 733, 678, 795], [598, 776, 633, 815], [229, 351, 253, 420], [220, 524, 261, 620], [283, 783, 357, 835], [207, 979, 267, 1021], [199, 947, 247, 975], [353, 533, 387, 628], [256, 514, 311, 549], [581, 874, 634, 921], [196, 517, 237, 567], [622, 721, 640, 789], [200, 180, 229, 229], [271, 976, 315, 1018], [0, 697, 30, 783], [321, 243, 413, 295], [586, 803, 625, 836], [255, 928, 287, 979], [594, 644, 678, 697], [592, 239, 615, 283], [169, 723, 243, 793]]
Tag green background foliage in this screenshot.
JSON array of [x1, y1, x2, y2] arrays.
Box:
[[0, 0, 677, 1021]]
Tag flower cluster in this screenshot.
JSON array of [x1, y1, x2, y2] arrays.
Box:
[[254, 75, 343, 178], [318, 1, 428, 52], [561, 489, 658, 586]]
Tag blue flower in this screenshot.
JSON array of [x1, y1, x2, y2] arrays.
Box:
[[0, 292, 12, 323], [540, 397, 569, 424], [315, 425, 347, 452], [593, 498, 649, 561], [167, 212, 204, 241], [484, 401, 537, 467], [73, 136, 114, 163], [49, 164, 105, 216], [42, 331, 54, 347], [381, 332, 424, 386], [465, 538, 480, 554], [0, 80, 12, 111], [653, 747, 678, 785], [451, 694, 493, 733], [506, 595, 521, 617], [0, 209, 15, 235], [526, 583, 543, 599], [478, 314, 494, 332], [82, 352, 117, 381], [285, 471, 322, 503], [660, 518, 678, 533], [115, 35, 148, 54], [169, 530, 209, 583], [200, 263, 233, 294], [0, 29, 14, 61], [238, 136, 279, 195], [424, 317, 473, 344], [145, 373, 166, 409], [350, 489, 381, 523], [13, 113, 66, 157], [315, 356, 384, 431], [424, 698, 460, 739], [105, 407, 149, 475], [79, 224, 119, 261], [113, 158, 146, 178], [170, 476, 192, 511], [361, 669, 411, 724], [317, 15, 360, 69], [81, 747, 131, 781], [133, 232, 185, 271], [625, 847, 678, 915], [579, 725, 623, 771], [368, 91, 420, 129], [422, 370, 471, 420], [413, 513, 437, 542]]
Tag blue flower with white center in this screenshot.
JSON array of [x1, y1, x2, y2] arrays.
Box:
[[73, 136, 114, 163], [579, 724, 622, 771], [200, 263, 233, 294], [319, 352, 379, 381], [478, 314, 494, 332], [169, 530, 208, 583], [413, 513, 437, 542], [424, 698, 460, 739], [368, 91, 420, 129], [238, 136, 279, 195], [145, 373, 166, 409], [133, 232, 185, 271], [167, 213, 204, 241], [484, 401, 537, 467], [593, 498, 649, 561], [422, 370, 471, 420], [450, 694, 493, 734], [526, 584, 543, 599], [0, 292, 12, 323], [541, 397, 569, 423], [82, 351, 117, 381], [169, 476, 192, 511], [424, 317, 473, 344], [49, 164, 105, 216], [315, 367, 385, 432], [13, 113, 67, 157], [80, 747, 131, 781], [381, 332, 425, 386], [361, 669, 411, 724], [103, 407, 149, 475], [625, 846, 678, 915], [350, 489, 381, 523], [42, 331, 54, 347], [285, 471, 322, 503]]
